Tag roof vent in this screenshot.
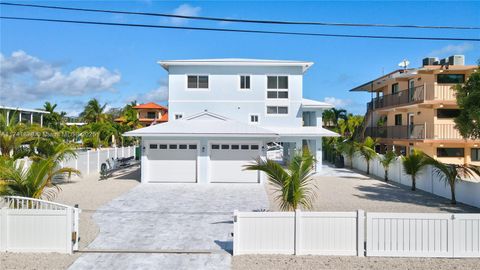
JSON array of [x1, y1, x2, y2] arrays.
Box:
[[447, 55, 465, 66], [422, 57, 439, 66]]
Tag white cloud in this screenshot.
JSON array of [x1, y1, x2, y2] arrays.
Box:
[[171, 4, 201, 25], [428, 43, 474, 57], [127, 81, 168, 105], [323, 97, 352, 108], [0, 50, 121, 106]]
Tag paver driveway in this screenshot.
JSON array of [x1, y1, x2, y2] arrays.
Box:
[[69, 183, 268, 270]]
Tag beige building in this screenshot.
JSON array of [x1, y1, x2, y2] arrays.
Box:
[[351, 55, 479, 165]]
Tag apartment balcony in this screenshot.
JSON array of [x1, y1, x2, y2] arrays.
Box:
[[365, 123, 464, 140], [366, 83, 457, 111]]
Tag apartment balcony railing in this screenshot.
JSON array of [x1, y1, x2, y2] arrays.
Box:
[[365, 123, 464, 140], [367, 84, 457, 111]]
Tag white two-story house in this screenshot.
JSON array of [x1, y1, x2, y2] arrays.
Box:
[[126, 59, 338, 184]]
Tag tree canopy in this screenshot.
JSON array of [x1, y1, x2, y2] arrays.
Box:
[[454, 64, 480, 139]]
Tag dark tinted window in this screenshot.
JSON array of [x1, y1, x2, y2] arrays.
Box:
[[241, 145, 249, 150], [221, 145, 229, 150], [267, 76, 277, 89], [159, 144, 167, 149], [211, 144, 220, 150], [231, 145, 239, 150], [169, 144, 177, 149], [278, 107, 288, 114], [437, 74, 465, 84], [179, 144, 187, 149], [251, 145, 259, 150], [188, 144, 197, 150], [240, 75, 250, 89], [278, 91, 288, 98], [391, 83, 399, 94], [395, 114, 402, 126], [198, 76, 209, 88], [149, 144, 158, 149], [437, 148, 464, 157], [267, 91, 277, 98], [472, 148, 480, 161], [267, 106, 277, 114], [437, 109, 461, 118], [187, 76, 197, 88], [147, 112, 156, 119], [278, 76, 288, 89]]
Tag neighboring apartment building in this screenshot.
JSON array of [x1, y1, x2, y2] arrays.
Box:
[[351, 55, 479, 165], [126, 59, 337, 184], [0, 105, 49, 127], [115, 102, 168, 127]]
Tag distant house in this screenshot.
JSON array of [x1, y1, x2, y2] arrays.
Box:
[[115, 102, 168, 127], [0, 105, 49, 127]]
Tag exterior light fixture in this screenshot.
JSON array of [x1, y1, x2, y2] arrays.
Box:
[[202, 146, 206, 153]]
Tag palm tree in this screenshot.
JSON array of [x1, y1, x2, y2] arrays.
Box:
[[355, 136, 378, 174], [338, 139, 356, 169], [41, 102, 65, 130], [244, 150, 317, 211], [0, 111, 34, 158], [426, 158, 480, 204], [401, 149, 429, 191], [80, 98, 109, 123], [379, 150, 397, 181]]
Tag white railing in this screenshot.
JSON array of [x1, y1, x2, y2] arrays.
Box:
[[234, 210, 480, 258], [347, 153, 480, 208], [1, 196, 80, 254]]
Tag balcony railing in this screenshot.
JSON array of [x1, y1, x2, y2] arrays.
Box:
[[368, 84, 457, 111], [365, 123, 465, 140]]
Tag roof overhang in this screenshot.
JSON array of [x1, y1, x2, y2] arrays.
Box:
[[301, 98, 334, 110], [0, 105, 50, 114], [158, 59, 314, 73]]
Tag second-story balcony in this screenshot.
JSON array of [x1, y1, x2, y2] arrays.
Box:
[[367, 84, 458, 111], [365, 123, 465, 140]]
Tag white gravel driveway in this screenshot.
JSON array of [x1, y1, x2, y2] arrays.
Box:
[[69, 183, 268, 270]]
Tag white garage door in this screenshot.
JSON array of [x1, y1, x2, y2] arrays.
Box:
[[210, 143, 260, 183], [146, 143, 197, 183]]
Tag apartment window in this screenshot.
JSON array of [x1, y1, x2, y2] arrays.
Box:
[[175, 114, 183, 120], [267, 106, 288, 115], [391, 83, 399, 94], [437, 148, 464, 157], [147, 112, 156, 119], [250, 114, 259, 123], [394, 114, 402, 126], [471, 148, 480, 161], [437, 74, 465, 84], [240, 75, 250, 89], [187, 75, 209, 89], [267, 76, 288, 99], [437, 109, 461, 118]]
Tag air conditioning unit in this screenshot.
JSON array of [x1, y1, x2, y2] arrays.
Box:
[[447, 55, 465, 66], [440, 58, 447, 65], [422, 57, 438, 66]]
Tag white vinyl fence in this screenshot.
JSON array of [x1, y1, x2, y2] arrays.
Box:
[[20, 146, 136, 178], [0, 196, 80, 254], [234, 210, 480, 258], [347, 153, 480, 208]]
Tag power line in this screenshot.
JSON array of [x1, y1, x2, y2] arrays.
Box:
[[1, 2, 479, 30], [1, 16, 479, 42]]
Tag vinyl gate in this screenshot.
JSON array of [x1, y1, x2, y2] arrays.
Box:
[[0, 196, 80, 254], [234, 211, 480, 258]]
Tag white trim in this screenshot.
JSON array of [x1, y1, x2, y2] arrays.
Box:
[[169, 100, 302, 103], [0, 106, 50, 114], [248, 113, 259, 124], [185, 74, 210, 91], [158, 59, 314, 72], [265, 75, 289, 100], [238, 74, 252, 91]]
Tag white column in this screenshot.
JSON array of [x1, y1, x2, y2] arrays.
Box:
[[30, 113, 33, 125], [357, 209, 365, 257], [315, 138, 323, 172], [197, 138, 209, 184], [40, 114, 43, 127], [18, 112, 21, 123], [6, 111, 9, 126]]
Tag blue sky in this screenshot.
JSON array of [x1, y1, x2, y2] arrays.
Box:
[[1, 0, 479, 116]]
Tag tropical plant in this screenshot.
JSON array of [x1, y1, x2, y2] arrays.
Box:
[[426, 158, 480, 204], [379, 150, 397, 181], [337, 139, 356, 169], [80, 98, 109, 123], [401, 149, 429, 191], [244, 149, 317, 211], [454, 64, 480, 139], [41, 102, 66, 130], [355, 136, 378, 174]]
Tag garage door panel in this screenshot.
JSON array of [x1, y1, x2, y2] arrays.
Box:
[[146, 143, 197, 183], [210, 143, 260, 183]]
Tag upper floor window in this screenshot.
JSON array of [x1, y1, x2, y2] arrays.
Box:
[[472, 148, 480, 161], [437, 147, 464, 158], [437, 109, 460, 118], [267, 106, 288, 115], [267, 76, 288, 99], [437, 74, 465, 84], [394, 114, 402, 126], [240, 75, 250, 89], [147, 112, 156, 119], [187, 75, 209, 89], [391, 83, 399, 94], [250, 114, 259, 123]]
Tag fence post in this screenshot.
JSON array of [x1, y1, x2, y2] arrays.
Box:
[[0, 207, 7, 251], [294, 209, 301, 255], [357, 209, 365, 257], [97, 150, 100, 172], [449, 214, 455, 258], [122, 146, 125, 158], [73, 205, 80, 251], [233, 210, 239, 256], [86, 150, 90, 175], [114, 146, 117, 159], [133, 145, 136, 160], [66, 208, 73, 254]]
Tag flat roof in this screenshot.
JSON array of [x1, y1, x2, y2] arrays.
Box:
[[158, 58, 314, 72], [0, 105, 49, 114]]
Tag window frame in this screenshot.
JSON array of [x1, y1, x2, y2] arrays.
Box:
[[146, 111, 156, 119], [471, 148, 480, 161], [239, 75, 251, 90], [186, 75, 209, 90], [249, 114, 259, 124], [394, 114, 402, 126], [266, 75, 289, 99], [391, 83, 399, 94], [437, 147, 465, 158], [266, 106, 289, 116], [436, 74, 465, 84]]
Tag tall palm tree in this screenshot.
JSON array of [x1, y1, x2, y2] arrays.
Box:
[[244, 150, 317, 211], [331, 108, 348, 126], [355, 136, 378, 174], [0, 111, 33, 158], [426, 158, 480, 204], [402, 149, 429, 191], [41, 102, 66, 130], [80, 98, 109, 123], [379, 150, 397, 181]]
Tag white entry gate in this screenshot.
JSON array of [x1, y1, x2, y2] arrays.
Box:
[[0, 196, 80, 254]]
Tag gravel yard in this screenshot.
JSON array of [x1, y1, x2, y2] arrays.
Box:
[[0, 166, 139, 270]]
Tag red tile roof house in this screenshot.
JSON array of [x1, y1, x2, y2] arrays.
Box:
[[115, 102, 168, 127]]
